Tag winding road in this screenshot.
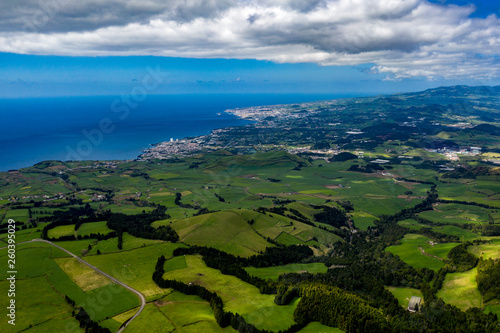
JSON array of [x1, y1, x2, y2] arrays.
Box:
[[6, 239, 146, 333]]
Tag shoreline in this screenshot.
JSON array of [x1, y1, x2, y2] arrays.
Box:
[[1, 93, 348, 172]]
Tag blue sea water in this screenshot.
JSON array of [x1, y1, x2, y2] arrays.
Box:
[[0, 93, 354, 171]]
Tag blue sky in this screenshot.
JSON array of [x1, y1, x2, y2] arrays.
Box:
[[0, 0, 499, 98]]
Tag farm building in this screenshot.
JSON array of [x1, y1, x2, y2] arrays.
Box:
[[408, 296, 422, 312]]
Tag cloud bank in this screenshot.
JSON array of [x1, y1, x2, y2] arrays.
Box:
[[1, 0, 499, 80]]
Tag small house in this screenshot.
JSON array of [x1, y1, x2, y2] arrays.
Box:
[[408, 296, 422, 312]]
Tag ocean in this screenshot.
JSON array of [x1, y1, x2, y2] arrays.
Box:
[[0, 93, 353, 171]]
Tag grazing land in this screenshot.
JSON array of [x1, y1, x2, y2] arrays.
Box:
[[385, 234, 457, 271], [386, 287, 424, 309], [437, 268, 483, 310]]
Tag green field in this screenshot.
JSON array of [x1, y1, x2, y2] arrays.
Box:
[[47, 222, 113, 241], [470, 238, 500, 259], [86, 242, 185, 299], [48, 224, 75, 238], [52, 232, 165, 257], [0, 226, 43, 243], [0, 242, 140, 331], [419, 203, 497, 225], [245, 263, 328, 281], [386, 286, 423, 309], [437, 268, 482, 311], [0, 277, 81, 333], [163, 255, 298, 332], [77, 221, 113, 236], [55, 257, 111, 291], [154, 209, 341, 256], [298, 322, 344, 333], [351, 211, 377, 230], [103, 290, 239, 333], [385, 234, 458, 271]]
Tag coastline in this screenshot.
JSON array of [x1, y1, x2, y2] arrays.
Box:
[[0, 93, 347, 172]]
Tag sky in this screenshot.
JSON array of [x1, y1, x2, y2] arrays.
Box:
[[0, 0, 499, 98]]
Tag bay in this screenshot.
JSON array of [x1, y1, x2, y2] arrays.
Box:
[[0, 93, 354, 171]]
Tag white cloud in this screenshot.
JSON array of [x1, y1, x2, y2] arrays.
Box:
[[0, 0, 499, 80]]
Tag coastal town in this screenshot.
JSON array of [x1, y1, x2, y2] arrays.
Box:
[[139, 100, 500, 165]]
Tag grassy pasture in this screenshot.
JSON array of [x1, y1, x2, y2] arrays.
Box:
[[385, 234, 458, 271], [419, 203, 494, 224], [0, 277, 81, 333], [111, 303, 175, 332], [104, 291, 237, 332], [164, 255, 188, 272], [47, 222, 114, 242], [236, 209, 342, 248], [0, 226, 43, 243], [396, 219, 480, 241], [163, 255, 298, 332], [431, 225, 480, 241], [77, 221, 112, 236], [4, 208, 30, 223], [484, 304, 500, 319], [0, 243, 140, 328], [54, 232, 165, 256], [386, 286, 423, 309], [276, 232, 306, 246], [55, 257, 111, 292], [154, 211, 273, 257], [48, 224, 75, 238], [350, 211, 377, 230], [298, 322, 344, 332], [245, 263, 328, 281], [469, 238, 500, 259], [397, 219, 427, 230], [86, 242, 184, 299], [437, 268, 482, 310]]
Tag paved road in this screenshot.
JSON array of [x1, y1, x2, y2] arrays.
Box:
[[6, 239, 146, 333]]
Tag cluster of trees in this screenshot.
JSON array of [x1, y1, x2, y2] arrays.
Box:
[[214, 192, 226, 202], [256, 206, 315, 227], [477, 258, 500, 302], [447, 242, 479, 271], [336, 200, 354, 212], [74, 307, 111, 333], [274, 285, 298, 305], [395, 178, 436, 185], [279, 246, 498, 332], [40, 203, 108, 233], [272, 199, 295, 205], [287, 208, 311, 223], [482, 225, 500, 236], [436, 199, 498, 209], [442, 166, 491, 179], [0, 221, 27, 233], [43, 231, 116, 242], [294, 284, 389, 332], [174, 192, 194, 208], [313, 206, 349, 228], [347, 163, 385, 173], [63, 295, 111, 333], [193, 207, 218, 216], [106, 205, 178, 242], [41, 204, 179, 242], [330, 151, 357, 162]]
